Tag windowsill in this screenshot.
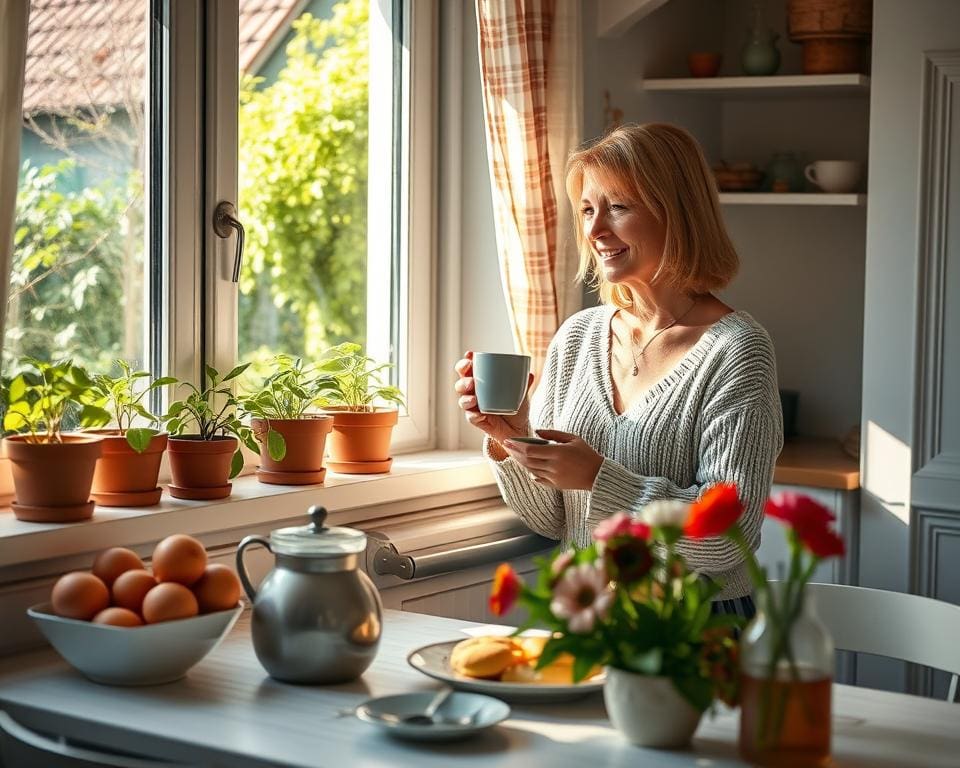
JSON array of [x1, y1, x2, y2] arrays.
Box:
[[0, 451, 496, 572]]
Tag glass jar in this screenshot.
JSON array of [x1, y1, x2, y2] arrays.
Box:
[[739, 585, 834, 767]]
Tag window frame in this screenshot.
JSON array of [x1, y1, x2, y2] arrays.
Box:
[[189, 0, 438, 455]]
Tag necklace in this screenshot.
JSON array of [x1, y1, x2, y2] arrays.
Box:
[[627, 297, 698, 376]]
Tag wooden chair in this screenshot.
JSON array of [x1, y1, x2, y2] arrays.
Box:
[[0, 711, 196, 768], [806, 582, 960, 702]]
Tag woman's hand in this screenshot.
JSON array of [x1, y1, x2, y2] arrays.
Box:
[[503, 429, 604, 491], [454, 351, 533, 447]]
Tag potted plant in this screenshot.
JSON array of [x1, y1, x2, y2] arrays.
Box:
[[237, 355, 336, 485], [316, 343, 405, 474], [489, 488, 744, 748], [2, 359, 110, 522], [160, 363, 258, 500], [87, 361, 178, 506], [0, 377, 15, 507]]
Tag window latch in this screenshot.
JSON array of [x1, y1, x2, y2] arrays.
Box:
[[213, 201, 245, 282]]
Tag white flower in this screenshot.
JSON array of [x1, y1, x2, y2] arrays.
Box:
[[549, 562, 614, 634], [640, 499, 690, 528]]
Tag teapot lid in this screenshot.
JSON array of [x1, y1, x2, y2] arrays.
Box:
[[269, 506, 367, 557]]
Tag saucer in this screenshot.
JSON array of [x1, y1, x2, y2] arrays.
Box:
[[355, 691, 509, 741]]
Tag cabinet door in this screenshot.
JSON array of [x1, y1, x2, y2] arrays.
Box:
[[862, 0, 960, 697], [379, 553, 542, 625]]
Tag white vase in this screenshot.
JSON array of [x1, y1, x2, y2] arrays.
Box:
[[603, 667, 703, 748]]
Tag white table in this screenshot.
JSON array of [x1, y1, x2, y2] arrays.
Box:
[[0, 609, 957, 767]]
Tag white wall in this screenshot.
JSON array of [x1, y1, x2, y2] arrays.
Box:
[[585, 0, 866, 439]]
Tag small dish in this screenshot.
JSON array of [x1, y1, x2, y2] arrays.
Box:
[[28, 601, 242, 685], [408, 640, 605, 703], [355, 691, 509, 741]]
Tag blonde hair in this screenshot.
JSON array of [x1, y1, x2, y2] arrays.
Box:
[[565, 123, 738, 308]]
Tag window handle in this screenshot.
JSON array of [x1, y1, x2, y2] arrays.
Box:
[[213, 200, 245, 282]]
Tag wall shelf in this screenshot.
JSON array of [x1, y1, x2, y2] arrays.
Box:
[[642, 73, 870, 97], [719, 193, 866, 206]]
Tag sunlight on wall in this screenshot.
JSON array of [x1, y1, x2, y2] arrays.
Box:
[[863, 420, 912, 525]]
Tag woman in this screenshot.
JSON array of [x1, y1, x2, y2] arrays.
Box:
[[454, 123, 782, 615]]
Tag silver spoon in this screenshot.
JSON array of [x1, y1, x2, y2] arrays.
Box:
[[401, 687, 458, 725]]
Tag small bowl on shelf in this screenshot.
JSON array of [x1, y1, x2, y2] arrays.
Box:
[[27, 601, 242, 686], [713, 163, 764, 192], [688, 52, 722, 78]]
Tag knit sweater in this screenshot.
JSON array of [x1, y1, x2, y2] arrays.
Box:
[[484, 305, 783, 599]]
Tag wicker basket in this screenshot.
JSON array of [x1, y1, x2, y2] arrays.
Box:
[[787, 0, 872, 39], [787, 0, 872, 74]]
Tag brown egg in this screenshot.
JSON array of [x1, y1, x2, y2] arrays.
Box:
[[92, 607, 143, 627], [111, 568, 158, 613], [142, 582, 199, 623], [91, 547, 144, 586], [192, 564, 241, 613], [151, 534, 207, 586], [51, 572, 110, 621]]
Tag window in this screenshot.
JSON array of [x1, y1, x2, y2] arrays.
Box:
[[5, 0, 436, 452], [206, 0, 436, 452], [4, 0, 153, 376]]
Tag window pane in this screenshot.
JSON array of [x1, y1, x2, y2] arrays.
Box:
[[5, 0, 150, 374], [237, 0, 372, 375]]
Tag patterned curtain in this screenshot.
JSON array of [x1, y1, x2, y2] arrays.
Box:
[[476, 0, 582, 380], [0, 0, 30, 361]]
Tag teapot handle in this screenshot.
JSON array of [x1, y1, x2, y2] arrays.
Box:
[[236, 535, 272, 601]]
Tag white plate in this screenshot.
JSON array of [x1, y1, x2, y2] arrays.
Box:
[[356, 691, 509, 741], [407, 640, 605, 703]]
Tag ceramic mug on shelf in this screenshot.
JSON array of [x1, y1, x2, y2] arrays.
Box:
[[804, 160, 862, 193], [472, 352, 531, 415]]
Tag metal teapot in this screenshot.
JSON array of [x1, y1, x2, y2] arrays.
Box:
[[236, 505, 382, 684]]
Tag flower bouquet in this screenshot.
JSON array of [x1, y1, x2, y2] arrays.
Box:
[[489, 485, 745, 747]]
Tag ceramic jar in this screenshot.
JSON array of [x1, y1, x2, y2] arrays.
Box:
[[739, 587, 834, 766], [766, 153, 805, 193], [603, 667, 703, 748], [742, 30, 781, 75], [742, 2, 781, 76], [236, 505, 382, 684]]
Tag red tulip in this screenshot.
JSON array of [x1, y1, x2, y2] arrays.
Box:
[[489, 563, 521, 616], [684, 483, 743, 538], [796, 524, 846, 558], [764, 492, 835, 529]]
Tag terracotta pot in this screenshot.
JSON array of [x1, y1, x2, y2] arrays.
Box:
[[323, 407, 399, 474], [5, 434, 104, 522], [251, 415, 333, 485], [167, 436, 237, 500], [90, 431, 168, 507], [0, 442, 14, 508]]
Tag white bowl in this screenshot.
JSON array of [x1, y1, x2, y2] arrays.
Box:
[[28, 602, 242, 686]]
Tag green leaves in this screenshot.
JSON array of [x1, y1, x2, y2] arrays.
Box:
[[161, 364, 254, 457], [125, 427, 158, 453], [238, 1, 370, 356], [314, 344, 406, 411], [87, 360, 175, 450], [2, 359, 109, 442], [266, 429, 286, 462]]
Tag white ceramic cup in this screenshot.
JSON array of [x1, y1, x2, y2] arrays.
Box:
[[804, 160, 862, 193]]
